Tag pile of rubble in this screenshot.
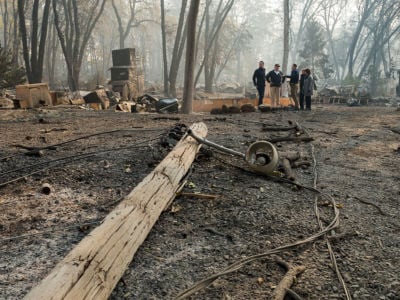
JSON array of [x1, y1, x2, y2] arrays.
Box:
[[368, 96, 400, 107], [2, 83, 179, 114], [210, 103, 256, 114], [0, 89, 15, 109], [115, 94, 178, 113]]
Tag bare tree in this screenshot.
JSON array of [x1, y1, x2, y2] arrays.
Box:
[[214, 26, 251, 84], [194, 0, 235, 91], [0, 0, 19, 64], [282, 0, 290, 74], [319, 0, 347, 81], [160, 0, 169, 96], [357, 1, 400, 85], [111, 0, 154, 49], [11, 0, 19, 64], [18, 0, 51, 83], [182, 0, 201, 114], [44, 15, 59, 88], [290, 0, 315, 62], [0, 0, 10, 51], [159, 0, 189, 97], [168, 0, 188, 97], [345, 0, 380, 79], [52, 0, 106, 91]]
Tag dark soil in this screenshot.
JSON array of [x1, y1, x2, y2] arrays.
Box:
[[0, 105, 399, 299]]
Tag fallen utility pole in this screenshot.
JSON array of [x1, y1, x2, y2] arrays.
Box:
[[25, 122, 208, 300]]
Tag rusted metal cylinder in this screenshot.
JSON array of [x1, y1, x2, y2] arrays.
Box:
[[41, 183, 52, 195], [245, 141, 279, 175]]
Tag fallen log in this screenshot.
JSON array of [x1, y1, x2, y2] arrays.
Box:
[[281, 158, 296, 181], [279, 151, 301, 162], [24, 122, 208, 300], [268, 136, 314, 143], [262, 125, 296, 132]]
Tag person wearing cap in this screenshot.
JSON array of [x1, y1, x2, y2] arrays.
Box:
[[266, 64, 284, 107], [252, 61, 266, 106]]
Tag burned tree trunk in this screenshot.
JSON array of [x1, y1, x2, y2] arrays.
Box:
[[182, 0, 201, 114]]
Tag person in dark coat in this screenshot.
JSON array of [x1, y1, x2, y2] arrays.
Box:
[[303, 68, 314, 110], [285, 64, 300, 109], [299, 69, 306, 110], [266, 63, 284, 107], [252, 61, 266, 106]]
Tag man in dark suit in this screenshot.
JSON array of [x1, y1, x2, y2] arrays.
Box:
[[252, 61, 266, 106], [286, 64, 300, 109]]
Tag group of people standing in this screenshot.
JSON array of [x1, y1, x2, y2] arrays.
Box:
[[252, 61, 315, 110]]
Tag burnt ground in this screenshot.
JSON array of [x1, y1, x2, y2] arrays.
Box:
[[0, 105, 399, 300]]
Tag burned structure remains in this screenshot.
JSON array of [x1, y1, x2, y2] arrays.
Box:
[[110, 48, 144, 100]]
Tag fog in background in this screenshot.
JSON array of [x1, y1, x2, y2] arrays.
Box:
[[1, 0, 399, 96]]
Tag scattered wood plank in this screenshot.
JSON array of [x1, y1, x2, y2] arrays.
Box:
[[262, 125, 296, 132], [178, 192, 218, 200], [152, 116, 181, 121], [269, 136, 314, 143], [24, 122, 208, 300], [273, 260, 306, 300], [39, 128, 68, 134]]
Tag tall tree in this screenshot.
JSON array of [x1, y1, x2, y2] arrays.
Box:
[[111, 0, 147, 49], [168, 0, 188, 97], [282, 0, 290, 74], [18, 0, 51, 83], [0, 0, 10, 51], [160, 0, 169, 96], [194, 0, 235, 91], [345, 0, 380, 79], [11, 0, 19, 65], [44, 15, 59, 88], [214, 26, 252, 84], [289, 0, 319, 63], [159, 0, 189, 97], [0, 44, 25, 88], [182, 0, 201, 114], [357, 0, 400, 78], [111, 0, 154, 49], [0, 0, 19, 64], [52, 0, 106, 91], [299, 19, 333, 79], [320, 0, 347, 81]]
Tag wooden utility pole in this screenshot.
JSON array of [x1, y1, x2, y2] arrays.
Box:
[[25, 122, 208, 300], [182, 0, 201, 114]]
